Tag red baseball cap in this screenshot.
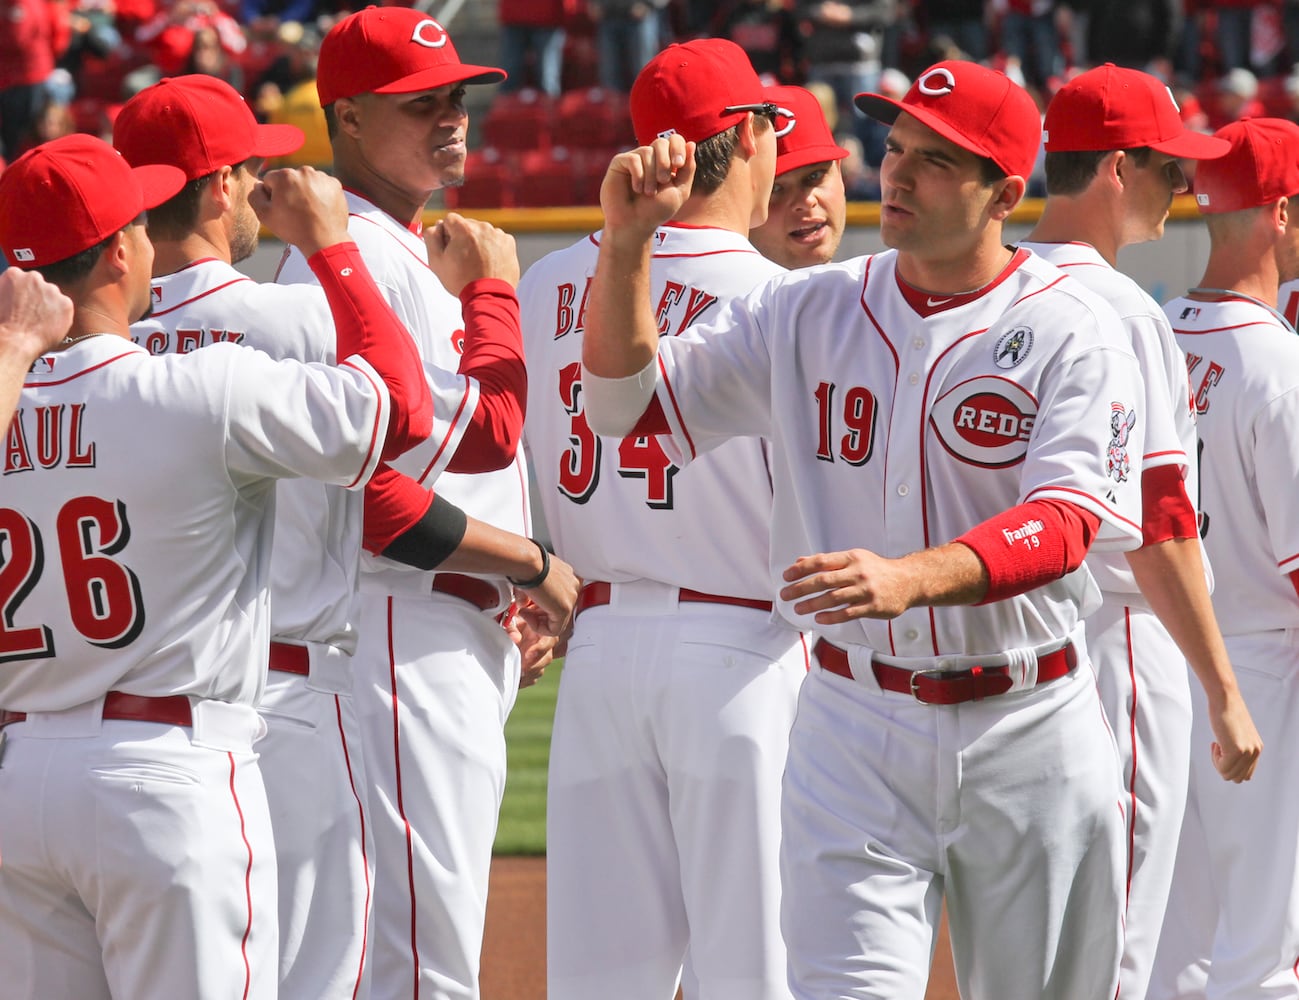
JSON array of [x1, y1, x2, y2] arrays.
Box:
[[316, 7, 505, 107], [1043, 64, 1229, 158], [767, 85, 849, 175], [1193, 117, 1299, 214], [114, 75, 304, 181], [629, 39, 766, 146], [855, 60, 1041, 179], [0, 134, 185, 268]]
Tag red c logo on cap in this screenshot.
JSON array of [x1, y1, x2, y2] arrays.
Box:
[[774, 106, 796, 139], [411, 19, 449, 48], [917, 68, 956, 97]]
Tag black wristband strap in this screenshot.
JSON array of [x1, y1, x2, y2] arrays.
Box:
[[508, 538, 551, 589]]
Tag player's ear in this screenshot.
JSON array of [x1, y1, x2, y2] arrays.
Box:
[[333, 96, 363, 139], [211, 165, 237, 213], [987, 174, 1027, 221]]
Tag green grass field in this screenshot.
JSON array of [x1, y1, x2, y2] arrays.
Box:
[[493, 661, 562, 855]]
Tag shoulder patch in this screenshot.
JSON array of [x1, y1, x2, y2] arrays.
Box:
[[994, 326, 1033, 368]]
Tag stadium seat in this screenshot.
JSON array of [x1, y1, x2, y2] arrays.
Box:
[[480, 88, 556, 153], [444, 148, 513, 210], [512, 147, 579, 207], [555, 87, 633, 150]]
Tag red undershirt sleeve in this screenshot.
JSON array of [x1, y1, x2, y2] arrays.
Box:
[[1142, 463, 1199, 545], [447, 278, 527, 473], [956, 498, 1102, 605], [308, 243, 433, 459], [362, 464, 434, 555]]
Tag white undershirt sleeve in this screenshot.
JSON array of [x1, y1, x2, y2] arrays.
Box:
[[581, 358, 659, 437]]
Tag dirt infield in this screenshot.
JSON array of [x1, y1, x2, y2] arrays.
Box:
[[481, 856, 960, 1000]]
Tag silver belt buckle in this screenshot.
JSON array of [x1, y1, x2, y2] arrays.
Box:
[[908, 667, 948, 704]]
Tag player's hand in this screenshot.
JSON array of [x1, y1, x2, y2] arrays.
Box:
[[513, 552, 578, 638], [599, 135, 696, 244], [425, 213, 520, 295], [250, 166, 352, 257], [780, 549, 920, 622], [0, 268, 73, 357], [512, 616, 559, 688], [1207, 689, 1263, 782]]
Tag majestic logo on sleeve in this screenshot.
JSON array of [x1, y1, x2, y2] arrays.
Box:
[[1107, 402, 1136, 482], [931, 376, 1037, 467], [994, 326, 1033, 368]]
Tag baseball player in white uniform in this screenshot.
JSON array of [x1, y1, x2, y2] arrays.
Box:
[[749, 84, 849, 270], [109, 73, 564, 999], [1150, 117, 1299, 1000], [1020, 63, 1262, 1000], [0, 269, 72, 428], [521, 39, 809, 1000], [0, 135, 431, 999], [274, 11, 537, 998], [580, 61, 1149, 999]]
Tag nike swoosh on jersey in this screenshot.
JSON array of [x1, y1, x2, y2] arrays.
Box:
[[926, 297, 953, 307]]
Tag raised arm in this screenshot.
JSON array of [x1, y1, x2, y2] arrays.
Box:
[[250, 167, 433, 459], [0, 269, 73, 428], [581, 136, 697, 435], [423, 214, 528, 472]]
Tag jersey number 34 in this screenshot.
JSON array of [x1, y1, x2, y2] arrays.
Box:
[[557, 362, 680, 509]]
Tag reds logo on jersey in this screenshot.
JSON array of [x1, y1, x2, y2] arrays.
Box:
[[931, 376, 1037, 468]]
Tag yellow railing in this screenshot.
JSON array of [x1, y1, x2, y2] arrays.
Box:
[[416, 194, 1207, 233]]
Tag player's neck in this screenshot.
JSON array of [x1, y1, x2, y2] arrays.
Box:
[[1194, 249, 1280, 307], [333, 161, 428, 232], [151, 233, 231, 277], [896, 238, 1014, 296], [675, 183, 759, 236], [1027, 197, 1120, 266]]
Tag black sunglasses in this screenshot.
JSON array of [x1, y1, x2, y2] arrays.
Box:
[[721, 102, 780, 123]]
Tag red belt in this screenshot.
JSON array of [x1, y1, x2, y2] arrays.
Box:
[[432, 573, 503, 613], [575, 581, 774, 619], [269, 642, 310, 676], [0, 691, 194, 730], [814, 638, 1077, 705]]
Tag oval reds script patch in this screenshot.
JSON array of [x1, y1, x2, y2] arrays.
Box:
[[930, 376, 1038, 468]]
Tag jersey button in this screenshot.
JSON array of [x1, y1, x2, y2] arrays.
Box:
[[913, 338, 925, 349], [905, 628, 920, 641], [897, 484, 910, 496], [908, 372, 919, 384]]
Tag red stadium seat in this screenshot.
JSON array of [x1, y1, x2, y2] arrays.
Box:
[[555, 87, 632, 150], [512, 147, 579, 207], [444, 148, 513, 210], [480, 88, 556, 152]]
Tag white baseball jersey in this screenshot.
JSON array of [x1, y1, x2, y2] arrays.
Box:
[[524, 223, 808, 1000], [1021, 241, 1200, 1000], [1, 335, 389, 709], [277, 190, 527, 1000], [1021, 241, 1201, 597], [520, 225, 782, 597], [132, 257, 478, 680], [1278, 277, 1299, 328], [636, 248, 1147, 652], [278, 192, 531, 596], [1165, 293, 1299, 634]]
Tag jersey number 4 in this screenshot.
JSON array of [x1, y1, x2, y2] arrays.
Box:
[[0, 499, 145, 663], [557, 362, 679, 508]]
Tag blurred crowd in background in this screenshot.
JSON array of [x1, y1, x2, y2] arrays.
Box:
[[6, 0, 1299, 205]]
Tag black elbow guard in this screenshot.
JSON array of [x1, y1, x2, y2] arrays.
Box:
[[380, 493, 468, 570]]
